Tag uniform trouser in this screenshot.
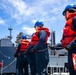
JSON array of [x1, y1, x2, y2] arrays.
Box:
[[35, 50, 49, 75], [27, 53, 36, 75], [68, 52, 76, 75], [18, 52, 29, 75], [16, 57, 19, 75]]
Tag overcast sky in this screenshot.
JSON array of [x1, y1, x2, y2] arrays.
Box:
[[0, 0, 76, 43]]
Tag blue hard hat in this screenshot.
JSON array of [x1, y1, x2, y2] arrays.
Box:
[[34, 21, 44, 28], [22, 35, 26, 39], [63, 4, 76, 15]]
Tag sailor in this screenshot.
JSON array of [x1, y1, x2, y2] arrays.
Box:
[[14, 35, 30, 75], [25, 21, 50, 75], [50, 4, 76, 75]]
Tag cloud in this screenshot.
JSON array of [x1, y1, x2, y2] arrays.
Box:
[[1, 0, 76, 43], [31, 20, 37, 24], [4, 0, 68, 32], [0, 18, 5, 25], [22, 25, 35, 35], [8, 0, 28, 15], [0, 0, 68, 25]]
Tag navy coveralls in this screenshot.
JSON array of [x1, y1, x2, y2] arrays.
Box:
[[34, 30, 49, 75], [26, 45, 36, 75], [15, 43, 29, 75], [67, 16, 76, 75], [18, 51, 28, 75], [26, 30, 49, 75]]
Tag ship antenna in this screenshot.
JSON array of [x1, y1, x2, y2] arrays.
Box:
[[8, 26, 13, 40]]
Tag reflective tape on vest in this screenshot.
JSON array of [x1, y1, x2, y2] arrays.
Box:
[[72, 54, 76, 70]]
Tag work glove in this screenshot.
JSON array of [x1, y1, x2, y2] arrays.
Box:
[[24, 52, 28, 55], [14, 53, 17, 57], [30, 48, 36, 53], [30, 50, 35, 52], [14, 52, 18, 57], [69, 39, 76, 50], [65, 45, 72, 51], [65, 39, 76, 53]]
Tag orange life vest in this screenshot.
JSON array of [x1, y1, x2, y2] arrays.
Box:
[[31, 27, 50, 46], [20, 39, 30, 52], [61, 12, 76, 48]]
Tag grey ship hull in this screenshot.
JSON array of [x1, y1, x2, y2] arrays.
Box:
[[0, 46, 16, 74]]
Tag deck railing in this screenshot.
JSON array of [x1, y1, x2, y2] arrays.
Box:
[[47, 66, 69, 75]]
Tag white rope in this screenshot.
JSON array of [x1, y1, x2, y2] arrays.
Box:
[[3, 59, 16, 70], [0, 58, 16, 72], [0, 51, 10, 59]]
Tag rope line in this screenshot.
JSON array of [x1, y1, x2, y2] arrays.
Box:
[[0, 51, 10, 59], [3, 59, 16, 70], [0, 59, 16, 72]]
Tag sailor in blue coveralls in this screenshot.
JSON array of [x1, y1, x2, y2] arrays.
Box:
[[25, 21, 50, 75], [50, 4, 76, 75], [14, 35, 30, 75]]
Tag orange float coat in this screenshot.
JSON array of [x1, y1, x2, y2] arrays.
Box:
[[20, 39, 30, 52], [31, 27, 50, 46], [61, 12, 76, 48]]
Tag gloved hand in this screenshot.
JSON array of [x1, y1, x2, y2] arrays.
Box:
[[65, 45, 72, 51], [14, 52, 18, 57], [24, 52, 28, 55], [30, 50, 35, 52], [69, 39, 76, 50], [14, 54, 17, 57], [30, 48, 36, 53]]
